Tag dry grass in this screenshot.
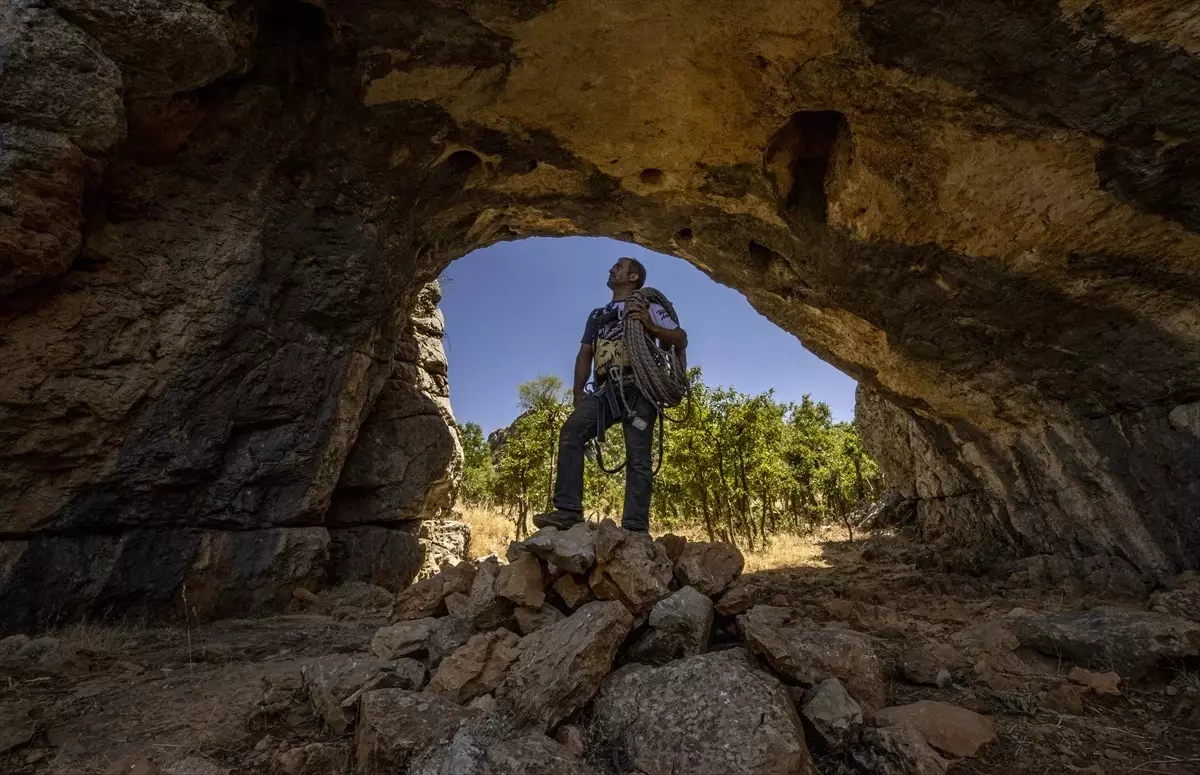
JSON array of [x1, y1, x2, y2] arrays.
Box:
[[52, 618, 141, 654], [457, 505, 843, 572]]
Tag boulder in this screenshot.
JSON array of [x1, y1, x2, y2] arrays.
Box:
[[741, 606, 887, 708], [524, 524, 597, 575], [496, 600, 632, 732], [854, 724, 948, 775], [588, 530, 674, 616], [655, 533, 687, 563], [800, 678, 863, 751], [277, 742, 350, 775], [427, 629, 523, 704], [625, 586, 713, 666], [427, 615, 476, 668], [552, 574, 594, 610], [873, 701, 997, 759], [514, 604, 566, 635], [1150, 572, 1200, 622], [446, 592, 471, 617], [371, 618, 436, 660], [587, 648, 816, 775], [496, 554, 546, 608], [468, 557, 515, 631], [1013, 609, 1200, 676], [1040, 683, 1086, 714], [301, 654, 391, 734], [486, 734, 601, 775], [897, 645, 957, 687], [355, 690, 477, 774], [714, 578, 756, 617], [674, 541, 744, 597], [392, 575, 450, 622]]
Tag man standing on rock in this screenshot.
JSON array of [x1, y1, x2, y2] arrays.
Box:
[[533, 256, 688, 534]]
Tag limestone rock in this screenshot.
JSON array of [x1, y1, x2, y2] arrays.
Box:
[[1013, 609, 1200, 676], [301, 654, 391, 734], [625, 585, 713, 666], [587, 648, 816, 775], [588, 530, 674, 616], [655, 533, 687, 563], [800, 678, 863, 752], [277, 742, 350, 775], [514, 604, 566, 635], [715, 577, 757, 617], [427, 629, 522, 704], [741, 606, 887, 708], [1040, 683, 1086, 714], [468, 557, 515, 631], [0, 704, 34, 753], [855, 724, 949, 775], [445, 592, 471, 618], [486, 734, 601, 775], [873, 701, 997, 759], [329, 525, 425, 592], [371, 619, 435, 660], [524, 524, 597, 575], [551, 574, 594, 610], [1150, 572, 1200, 622], [496, 553, 546, 608], [674, 541, 745, 597], [898, 645, 956, 687], [496, 600, 632, 732], [427, 615, 476, 668], [355, 689, 477, 775], [393, 561, 477, 622], [1067, 666, 1121, 695]]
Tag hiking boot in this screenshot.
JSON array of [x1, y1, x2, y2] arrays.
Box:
[[532, 510, 584, 530]]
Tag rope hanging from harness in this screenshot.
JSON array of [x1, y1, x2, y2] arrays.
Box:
[[590, 288, 690, 476]]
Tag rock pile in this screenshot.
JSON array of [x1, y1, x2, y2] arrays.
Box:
[[291, 521, 1003, 775]]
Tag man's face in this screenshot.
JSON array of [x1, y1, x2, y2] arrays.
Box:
[[606, 258, 636, 289]]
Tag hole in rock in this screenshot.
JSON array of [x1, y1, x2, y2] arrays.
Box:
[[640, 168, 665, 185], [675, 227, 694, 241], [764, 110, 849, 223], [445, 149, 483, 173], [438, 236, 863, 542]]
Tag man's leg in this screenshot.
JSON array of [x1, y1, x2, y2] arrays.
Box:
[[621, 390, 658, 533], [534, 394, 609, 529]]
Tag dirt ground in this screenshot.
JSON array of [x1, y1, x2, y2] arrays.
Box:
[[2, 530, 1197, 774]]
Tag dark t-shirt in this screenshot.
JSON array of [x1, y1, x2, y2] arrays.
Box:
[[581, 300, 678, 383]]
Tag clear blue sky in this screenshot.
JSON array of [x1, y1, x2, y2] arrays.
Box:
[[439, 237, 857, 433]]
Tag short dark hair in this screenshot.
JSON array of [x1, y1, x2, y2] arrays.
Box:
[[624, 257, 646, 289]]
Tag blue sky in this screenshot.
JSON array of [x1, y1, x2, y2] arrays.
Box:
[[439, 237, 857, 433]]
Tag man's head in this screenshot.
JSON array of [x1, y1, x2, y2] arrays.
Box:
[[606, 256, 646, 290]]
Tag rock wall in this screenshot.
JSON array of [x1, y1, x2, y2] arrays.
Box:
[[1, 0, 1198, 628]]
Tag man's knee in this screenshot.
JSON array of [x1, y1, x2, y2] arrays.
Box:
[[560, 404, 595, 443]]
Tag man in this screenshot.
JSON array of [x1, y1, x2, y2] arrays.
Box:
[[532, 256, 688, 533]]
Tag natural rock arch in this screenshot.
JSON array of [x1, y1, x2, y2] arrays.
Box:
[[1, 0, 1197, 630]]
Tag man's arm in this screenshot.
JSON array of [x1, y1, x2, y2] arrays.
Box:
[[646, 321, 688, 350], [573, 343, 593, 405]]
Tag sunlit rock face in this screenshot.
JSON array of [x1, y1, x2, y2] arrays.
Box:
[[1, 0, 1197, 628]]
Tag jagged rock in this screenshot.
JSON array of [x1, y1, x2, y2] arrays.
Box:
[[486, 734, 601, 775], [496, 600, 632, 732], [1013, 609, 1200, 676], [1067, 666, 1121, 695], [655, 533, 687, 563], [873, 701, 997, 759], [524, 524, 597, 575], [514, 604, 566, 635], [0, 634, 31, 659], [674, 541, 744, 597], [340, 658, 428, 713], [1150, 572, 1200, 622], [898, 645, 957, 687], [327, 581, 393, 610], [0, 704, 34, 753], [555, 725, 585, 758], [355, 690, 478, 775], [741, 606, 887, 708], [427, 629, 522, 704], [277, 742, 350, 775], [371, 619, 435, 660], [392, 561, 475, 621], [625, 586, 713, 666], [445, 592, 471, 618], [301, 654, 391, 734], [551, 574, 594, 610], [427, 615, 476, 668], [468, 557, 515, 631], [1040, 683, 1086, 714], [855, 724, 948, 775], [588, 529, 674, 616], [496, 554, 546, 609], [800, 678, 863, 751], [587, 648, 816, 775], [715, 577, 757, 616]]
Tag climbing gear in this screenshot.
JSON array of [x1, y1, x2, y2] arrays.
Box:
[[588, 287, 691, 477]]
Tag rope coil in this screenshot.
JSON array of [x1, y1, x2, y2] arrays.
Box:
[[623, 288, 689, 411]]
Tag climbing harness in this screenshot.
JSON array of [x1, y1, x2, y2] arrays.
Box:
[[587, 288, 691, 476]]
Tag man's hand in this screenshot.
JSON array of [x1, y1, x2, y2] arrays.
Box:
[[626, 299, 652, 327], [573, 388, 589, 407]]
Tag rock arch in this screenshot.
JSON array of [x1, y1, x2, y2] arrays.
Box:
[[1, 0, 1197, 629]]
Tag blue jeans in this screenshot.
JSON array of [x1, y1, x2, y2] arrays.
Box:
[[551, 383, 657, 531]]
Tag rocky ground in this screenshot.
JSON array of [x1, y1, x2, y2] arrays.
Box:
[[2, 526, 1198, 775]]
